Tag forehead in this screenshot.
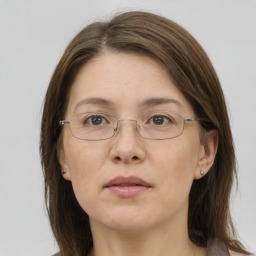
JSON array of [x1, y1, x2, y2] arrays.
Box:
[[66, 51, 194, 117]]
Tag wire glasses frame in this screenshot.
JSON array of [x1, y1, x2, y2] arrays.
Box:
[[59, 111, 203, 141]]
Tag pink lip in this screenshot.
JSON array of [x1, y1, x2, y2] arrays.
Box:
[[104, 176, 151, 198]]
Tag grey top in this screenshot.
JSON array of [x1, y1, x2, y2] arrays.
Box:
[[207, 239, 231, 256], [52, 238, 239, 256]]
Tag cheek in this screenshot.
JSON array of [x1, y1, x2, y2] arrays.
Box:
[[65, 137, 108, 175], [154, 139, 199, 174], [151, 136, 200, 198], [63, 139, 109, 209]]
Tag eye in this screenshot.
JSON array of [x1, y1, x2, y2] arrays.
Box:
[[148, 115, 174, 126], [84, 115, 109, 126]]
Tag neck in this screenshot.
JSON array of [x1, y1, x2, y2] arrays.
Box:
[[88, 217, 206, 256]]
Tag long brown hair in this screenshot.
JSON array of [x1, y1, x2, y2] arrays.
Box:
[[40, 11, 250, 256]]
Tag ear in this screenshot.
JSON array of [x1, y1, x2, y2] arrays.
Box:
[[58, 147, 71, 181], [194, 130, 218, 180]]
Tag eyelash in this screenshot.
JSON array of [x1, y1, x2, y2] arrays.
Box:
[[81, 113, 175, 127], [83, 115, 110, 126], [146, 115, 174, 126]]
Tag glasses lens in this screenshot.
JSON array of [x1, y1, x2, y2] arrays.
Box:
[[137, 112, 184, 139], [70, 113, 116, 140], [67, 111, 185, 140]]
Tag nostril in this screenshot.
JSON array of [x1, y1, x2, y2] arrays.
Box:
[[115, 156, 138, 161], [115, 156, 121, 161]]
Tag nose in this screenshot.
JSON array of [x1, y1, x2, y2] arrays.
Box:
[[109, 119, 146, 164]]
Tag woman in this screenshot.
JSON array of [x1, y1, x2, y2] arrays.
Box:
[[40, 11, 251, 256]]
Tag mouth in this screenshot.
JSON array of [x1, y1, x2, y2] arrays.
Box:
[[104, 176, 152, 198]]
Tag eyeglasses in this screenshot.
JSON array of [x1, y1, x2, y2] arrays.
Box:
[[59, 111, 202, 141]]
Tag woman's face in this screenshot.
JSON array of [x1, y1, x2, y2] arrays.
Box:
[[59, 52, 209, 233]]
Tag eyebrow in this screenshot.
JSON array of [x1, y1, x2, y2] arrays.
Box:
[[74, 97, 182, 112], [140, 98, 182, 107], [74, 97, 114, 112]]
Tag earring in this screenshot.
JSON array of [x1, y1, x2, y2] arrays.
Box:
[[200, 170, 205, 176], [62, 170, 67, 174]]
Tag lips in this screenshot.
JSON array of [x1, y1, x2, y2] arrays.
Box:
[[106, 176, 151, 187], [105, 176, 151, 198]]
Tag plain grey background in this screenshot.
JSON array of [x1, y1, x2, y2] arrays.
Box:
[[0, 0, 255, 255]]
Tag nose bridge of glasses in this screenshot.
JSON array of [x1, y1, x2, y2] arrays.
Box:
[[114, 118, 139, 132]]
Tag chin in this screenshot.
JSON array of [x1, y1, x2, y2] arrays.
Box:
[[107, 220, 151, 234], [94, 207, 154, 233]]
